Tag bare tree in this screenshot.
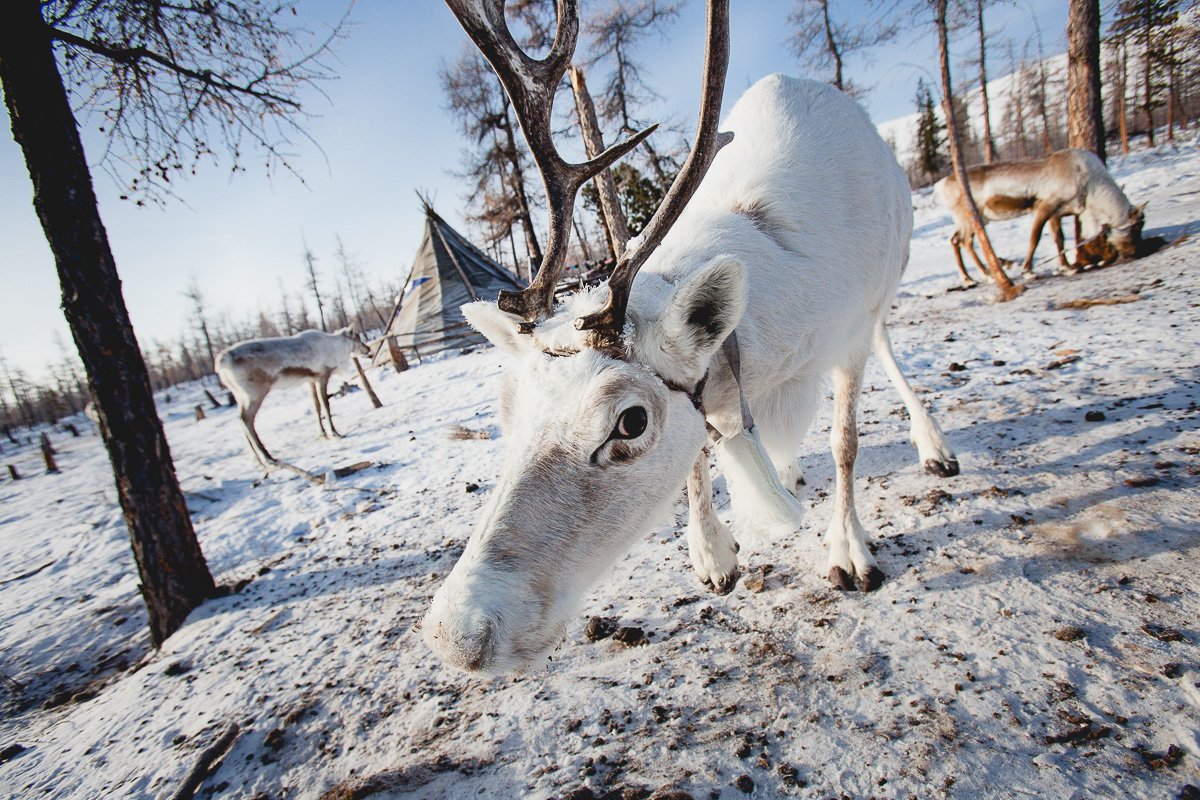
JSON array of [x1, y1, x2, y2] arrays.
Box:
[[970, 0, 998, 162], [302, 243, 327, 331], [584, 0, 684, 188], [1067, 0, 1106, 161], [184, 277, 217, 371], [934, 0, 1021, 299], [0, 0, 342, 645], [788, 0, 898, 98], [441, 46, 544, 271]]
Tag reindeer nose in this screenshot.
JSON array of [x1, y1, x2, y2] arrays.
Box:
[[424, 612, 497, 673]]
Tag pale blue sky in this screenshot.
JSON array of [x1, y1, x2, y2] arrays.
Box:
[[0, 0, 1067, 381]]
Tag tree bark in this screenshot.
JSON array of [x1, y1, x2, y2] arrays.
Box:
[[568, 65, 630, 259], [1118, 40, 1130, 153], [0, 0, 215, 645], [935, 0, 1020, 301], [1067, 0, 1106, 162]]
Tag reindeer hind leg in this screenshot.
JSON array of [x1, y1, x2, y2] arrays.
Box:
[[872, 320, 958, 477], [238, 394, 277, 467], [319, 373, 341, 438]]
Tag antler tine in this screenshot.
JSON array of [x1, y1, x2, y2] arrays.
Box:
[[575, 0, 732, 345], [446, 0, 659, 322]]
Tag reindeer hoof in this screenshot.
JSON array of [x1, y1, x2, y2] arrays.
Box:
[[828, 566, 855, 591], [924, 458, 960, 478], [702, 568, 741, 596], [857, 566, 886, 592]]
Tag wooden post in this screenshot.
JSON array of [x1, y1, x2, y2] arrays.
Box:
[[7, 464, 19, 481], [352, 357, 383, 409], [386, 336, 409, 373], [226, 392, 236, 407], [41, 436, 58, 473], [193, 405, 206, 422], [64, 422, 80, 437], [39, 432, 56, 455], [203, 389, 221, 409]]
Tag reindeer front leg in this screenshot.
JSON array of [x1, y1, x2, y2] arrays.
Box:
[[686, 448, 740, 595], [309, 383, 330, 438], [1049, 215, 1073, 272], [825, 358, 884, 592], [948, 233, 978, 287], [1022, 206, 1054, 274]]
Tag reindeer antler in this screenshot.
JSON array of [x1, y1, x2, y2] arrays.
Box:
[[575, 0, 731, 348], [445, 0, 658, 322]]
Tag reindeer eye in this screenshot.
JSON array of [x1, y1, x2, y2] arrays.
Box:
[[614, 406, 648, 439]]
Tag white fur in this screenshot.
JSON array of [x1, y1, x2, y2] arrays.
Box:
[[425, 76, 959, 674], [215, 327, 369, 467]]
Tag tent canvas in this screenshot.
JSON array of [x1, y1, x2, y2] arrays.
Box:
[[380, 206, 524, 359]]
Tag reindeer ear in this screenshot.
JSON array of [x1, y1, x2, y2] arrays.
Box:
[[335, 325, 352, 336], [656, 256, 747, 371], [462, 301, 537, 356], [1132, 202, 1148, 220]]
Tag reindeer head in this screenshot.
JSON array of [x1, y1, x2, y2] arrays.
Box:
[[423, 0, 731, 674], [1108, 202, 1147, 259], [336, 326, 371, 357]]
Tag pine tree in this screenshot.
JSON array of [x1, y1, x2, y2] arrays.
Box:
[[914, 79, 946, 180]]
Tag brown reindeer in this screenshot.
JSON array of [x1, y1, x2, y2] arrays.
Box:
[[937, 149, 1146, 285]]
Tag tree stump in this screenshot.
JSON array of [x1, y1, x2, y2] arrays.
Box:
[[203, 389, 221, 409], [41, 437, 58, 473], [7, 465, 19, 481], [193, 405, 206, 422]]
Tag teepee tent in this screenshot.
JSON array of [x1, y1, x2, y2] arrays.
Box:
[[379, 204, 524, 361]]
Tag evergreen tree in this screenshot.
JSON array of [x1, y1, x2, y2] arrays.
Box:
[[914, 78, 946, 179]]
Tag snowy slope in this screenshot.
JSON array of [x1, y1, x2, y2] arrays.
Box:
[[1, 139, 1199, 800]]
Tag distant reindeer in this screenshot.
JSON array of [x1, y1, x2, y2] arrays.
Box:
[[422, 0, 959, 675], [215, 328, 369, 467], [937, 149, 1146, 286]]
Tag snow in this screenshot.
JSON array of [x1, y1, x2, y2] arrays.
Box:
[[2, 139, 1200, 799]]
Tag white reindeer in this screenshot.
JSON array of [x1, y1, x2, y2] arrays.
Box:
[[215, 327, 369, 467], [936, 148, 1147, 285], [423, 0, 958, 675]]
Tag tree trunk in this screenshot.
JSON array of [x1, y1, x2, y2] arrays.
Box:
[[1067, 0, 1106, 162], [568, 65, 630, 259], [1118, 41, 1130, 153], [499, 104, 543, 267], [820, 0, 845, 92], [935, 0, 1020, 300], [976, 0, 996, 163], [0, 0, 215, 646], [1142, 16, 1155, 147]]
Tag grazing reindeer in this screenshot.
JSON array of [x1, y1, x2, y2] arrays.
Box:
[[936, 148, 1146, 285], [423, 0, 958, 675], [215, 328, 369, 467]]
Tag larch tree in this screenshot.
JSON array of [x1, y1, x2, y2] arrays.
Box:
[[934, 0, 1021, 299], [583, 0, 683, 189], [303, 244, 328, 331], [970, 0, 998, 163], [788, 0, 899, 98], [0, 0, 342, 645], [441, 45, 544, 275], [1067, 0, 1107, 161]]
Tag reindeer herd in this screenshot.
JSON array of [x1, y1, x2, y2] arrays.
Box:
[[206, 0, 1151, 676]]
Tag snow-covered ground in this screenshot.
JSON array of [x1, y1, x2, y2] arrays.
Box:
[[2, 140, 1199, 800]]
